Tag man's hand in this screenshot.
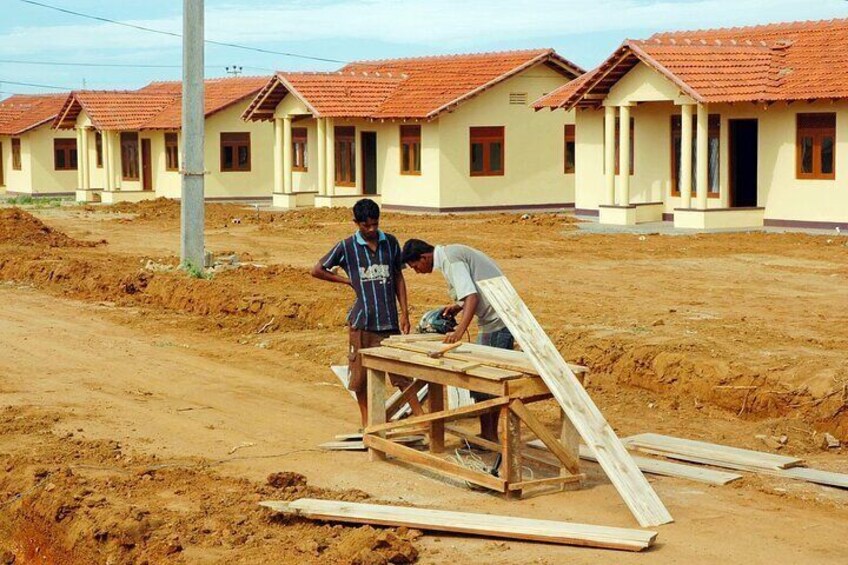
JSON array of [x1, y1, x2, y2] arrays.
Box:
[[400, 312, 411, 334], [443, 331, 460, 344], [442, 303, 463, 317]]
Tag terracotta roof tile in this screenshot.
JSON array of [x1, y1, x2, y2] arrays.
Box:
[[536, 17, 848, 110], [244, 49, 583, 121], [0, 94, 68, 135], [53, 76, 268, 130]]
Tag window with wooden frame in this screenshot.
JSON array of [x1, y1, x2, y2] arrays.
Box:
[[671, 115, 720, 197], [54, 138, 78, 171], [796, 113, 835, 180], [469, 126, 504, 176], [165, 132, 179, 171], [119, 132, 139, 180], [11, 138, 22, 170], [220, 132, 251, 172], [95, 132, 103, 168], [400, 125, 421, 175], [292, 127, 308, 172], [564, 125, 575, 174], [334, 126, 356, 186]]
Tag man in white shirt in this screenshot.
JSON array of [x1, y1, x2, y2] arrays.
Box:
[[402, 239, 514, 441]]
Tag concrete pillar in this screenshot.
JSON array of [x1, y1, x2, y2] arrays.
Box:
[[80, 127, 91, 190], [618, 105, 631, 206], [282, 115, 293, 194], [680, 104, 693, 209], [103, 131, 114, 192], [695, 103, 708, 209], [75, 128, 84, 189], [273, 118, 283, 194], [316, 118, 326, 196], [604, 105, 616, 206], [325, 118, 336, 196]]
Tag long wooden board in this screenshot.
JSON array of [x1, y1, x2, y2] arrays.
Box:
[[623, 433, 803, 470], [525, 440, 742, 486], [261, 498, 657, 552], [478, 276, 673, 527]]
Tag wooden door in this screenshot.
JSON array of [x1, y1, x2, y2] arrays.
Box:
[[141, 139, 152, 191], [361, 132, 377, 195]]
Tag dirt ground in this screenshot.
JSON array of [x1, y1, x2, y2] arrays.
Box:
[[0, 198, 847, 564]]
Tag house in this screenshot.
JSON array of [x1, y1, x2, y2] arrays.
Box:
[[52, 77, 271, 204], [535, 18, 848, 230], [242, 49, 583, 211], [0, 93, 77, 196]]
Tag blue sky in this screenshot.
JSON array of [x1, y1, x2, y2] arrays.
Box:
[[1, 0, 847, 96]]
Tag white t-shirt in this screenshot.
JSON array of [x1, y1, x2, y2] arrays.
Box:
[[433, 244, 505, 333]]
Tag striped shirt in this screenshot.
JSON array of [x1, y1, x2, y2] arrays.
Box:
[[320, 230, 402, 332]]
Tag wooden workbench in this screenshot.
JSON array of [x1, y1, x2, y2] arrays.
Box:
[[361, 336, 588, 498]]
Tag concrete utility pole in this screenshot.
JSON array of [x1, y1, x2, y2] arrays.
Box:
[[181, 0, 205, 270]]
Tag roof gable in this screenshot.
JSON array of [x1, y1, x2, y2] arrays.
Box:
[[535, 17, 848, 110], [244, 49, 583, 121]]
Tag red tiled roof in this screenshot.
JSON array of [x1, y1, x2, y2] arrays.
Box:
[[244, 49, 583, 121], [535, 18, 848, 110], [0, 94, 68, 135], [53, 76, 267, 130]]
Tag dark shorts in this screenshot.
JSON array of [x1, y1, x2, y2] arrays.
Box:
[[472, 327, 515, 402], [348, 328, 397, 393]]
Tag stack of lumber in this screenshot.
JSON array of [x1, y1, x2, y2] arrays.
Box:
[[260, 498, 658, 552], [623, 433, 848, 490]]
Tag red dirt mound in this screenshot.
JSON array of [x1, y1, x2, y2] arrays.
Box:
[[0, 208, 98, 248]]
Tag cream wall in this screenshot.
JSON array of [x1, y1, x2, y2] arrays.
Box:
[[436, 64, 576, 209], [378, 120, 441, 209], [1, 126, 78, 194], [0, 135, 32, 192]]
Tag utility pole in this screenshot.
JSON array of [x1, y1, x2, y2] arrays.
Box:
[[181, 0, 205, 270]]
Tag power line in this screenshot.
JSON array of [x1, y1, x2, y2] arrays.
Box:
[[0, 58, 275, 72], [18, 0, 346, 64], [0, 79, 71, 90]]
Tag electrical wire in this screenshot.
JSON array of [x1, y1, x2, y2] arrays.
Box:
[[18, 0, 347, 64], [0, 58, 275, 72], [0, 79, 72, 90]]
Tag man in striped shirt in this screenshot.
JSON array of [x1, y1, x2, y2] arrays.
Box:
[[311, 199, 410, 426]]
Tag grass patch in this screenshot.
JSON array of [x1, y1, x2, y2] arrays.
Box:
[[4, 195, 67, 208], [183, 262, 212, 280]]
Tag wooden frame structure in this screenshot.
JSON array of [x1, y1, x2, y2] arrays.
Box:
[[362, 337, 589, 498]]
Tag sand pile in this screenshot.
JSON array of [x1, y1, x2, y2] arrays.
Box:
[[0, 208, 96, 248]]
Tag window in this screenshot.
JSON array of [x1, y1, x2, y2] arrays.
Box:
[[796, 113, 835, 180], [470, 126, 504, 176], [54, 138, 78, 171], [400, 125, 421, 175], [165, 132, 179, 171], [11, 139, 21, 170], [564, 125, 575, 174], [671, 115, 720, 196], [613, 118, 635, 175], [95, 132, 103, 168], [292, 127, 308, 172], [220, 132, 251, 172], [334, 126, 356, 186], [119, 132, 139, 180]]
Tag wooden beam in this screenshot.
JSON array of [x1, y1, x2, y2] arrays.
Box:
[[367, 369, 387, 462], [365, 396, 510, 435], [499, 405, 523, 498], [510, 399, 580, 474], [363, 435, 506, 492], [508, 474, 585, 490], [385, 380, 427, 418], [361, 354, 508, 396], [260, 498, 658, 551], [478, 276, 673, 527]]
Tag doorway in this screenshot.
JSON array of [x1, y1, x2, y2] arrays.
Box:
[[141, 139, 152, 191], [361, 131, 377, 195], [729, 119, 757, 207]]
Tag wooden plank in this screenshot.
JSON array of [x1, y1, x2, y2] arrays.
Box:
[[261, 498, 658, 552], [361, 347, 523, 380], [510, 399, 580, 474], [367, 369, 387, 462], [364, 435, 506, 492], [509, 474, 585, 490], [429, 383, 446, 453], [623, 433, 803, 470], [382, 333, 445, 343], [361, 355, 507, 397], [385, 380, 427, 418], [365, 397, 510, 435], [320, 435, 426, 451], [560, 408, 581, 476], [478, 276, 673, 527]]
